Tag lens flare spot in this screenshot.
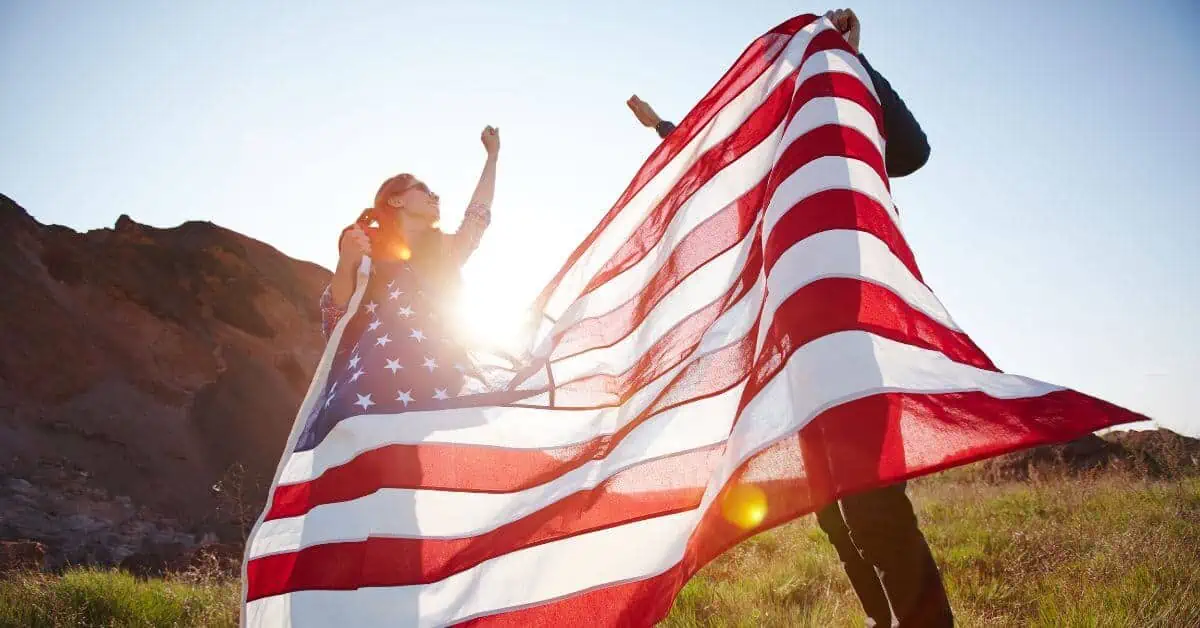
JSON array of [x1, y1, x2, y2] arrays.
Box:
[[721, 483, 767, 530], [393, 244, 412, 261]]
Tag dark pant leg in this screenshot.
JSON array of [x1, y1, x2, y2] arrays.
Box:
[[839, 483, 953, 628], [816, 501, 894, 627]]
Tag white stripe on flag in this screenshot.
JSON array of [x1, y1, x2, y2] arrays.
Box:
[[251, 385, 743, 557], [538, 21, 824, 321], [763, 155, 895, 237], [548, 87, 883, 344], [700, 330, 1063, 510], [277, 321, 744, 485], [254, 331, 1058, 558], [245, 510, 698, 628], [796, 48, 878, 102], [546, 128, 779, 339], [550, 230, 757, 381], [781, 95, 884, 157], [760, 229, 961, 336]]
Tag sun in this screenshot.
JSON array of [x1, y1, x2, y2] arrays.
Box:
[[453, 289, 528, 352], [453, 257, 543, 356]]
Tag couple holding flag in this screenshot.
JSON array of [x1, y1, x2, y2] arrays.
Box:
[[244, 9, 1142, 627]]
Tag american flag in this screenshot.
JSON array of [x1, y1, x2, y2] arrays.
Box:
[[242, 14, 1144, 627]]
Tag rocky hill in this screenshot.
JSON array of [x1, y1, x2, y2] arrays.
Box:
[[977, 428, 1199, 481], [0, 194, 329, 567]]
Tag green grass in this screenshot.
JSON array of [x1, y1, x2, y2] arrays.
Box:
[[0, 568, 238, 627], [3, 474, 1197, 627], [665, 474, 1200, 627]]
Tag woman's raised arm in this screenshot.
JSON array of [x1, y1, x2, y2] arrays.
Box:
[[450, 126, 499, 263]]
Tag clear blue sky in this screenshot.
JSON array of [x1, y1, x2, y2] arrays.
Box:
[[2, 1, 1197, 437]]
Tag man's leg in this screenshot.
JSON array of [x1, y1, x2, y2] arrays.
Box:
[[839, 482, 953, 627], [815, 502, 894, 627]]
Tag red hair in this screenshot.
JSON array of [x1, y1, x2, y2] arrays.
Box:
[[341, 174, 460, 301], [342, 173, 420, 262]]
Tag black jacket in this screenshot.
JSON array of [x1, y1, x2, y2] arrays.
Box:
[[654, 53, 929, 178]]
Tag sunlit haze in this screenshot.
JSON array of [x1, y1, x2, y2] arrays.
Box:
[[2, 1, 1197, 436]]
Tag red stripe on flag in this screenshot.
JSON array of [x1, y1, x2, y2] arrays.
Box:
[[246, 447, 723, 601], [266, 337, 757, 521], [548, 242, 762, 403], [797, 28, 864, 92], [249, 386, 1143, 614], [788, 67, 884, 144], [266, 442, 598, 520], [271, 265, 994, 521], [763, 188, 920, 282], [550, 182, 764, 362], [746, 277, 996, 406], [460, 389, 1144, 627], [636, 326, 758, 422], [550, 123, 891, 364], [452, 573, 681, 628], [546, 75, 882, 355], [798, 390, 1146, 495], [532, 15, 818, 314], [549, 123, 893, 364], [767, 123, 888, 209], [579, 32, 863, 302], [579, 75, 797, 297]]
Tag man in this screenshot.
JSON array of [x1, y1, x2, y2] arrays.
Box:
[[627, 9, 952, 627]]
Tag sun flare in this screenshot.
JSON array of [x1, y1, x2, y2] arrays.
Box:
[[453, 251, 546, 355]]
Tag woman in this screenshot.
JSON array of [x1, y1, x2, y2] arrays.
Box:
[[318, 125, 500, 409]]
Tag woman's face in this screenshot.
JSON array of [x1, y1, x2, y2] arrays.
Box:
[[390, 180, 440, 228]]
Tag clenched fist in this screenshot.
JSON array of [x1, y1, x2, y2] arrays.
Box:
[[338, 223, 371, 267], [481, 126, 500, 157], [627, 95, 664, 129], [824, 8, 862, 52]]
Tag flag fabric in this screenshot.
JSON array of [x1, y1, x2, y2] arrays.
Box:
[[242, 14, 1145, 627]]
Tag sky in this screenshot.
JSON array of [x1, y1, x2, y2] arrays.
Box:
[[2, 0, 1197, 437]]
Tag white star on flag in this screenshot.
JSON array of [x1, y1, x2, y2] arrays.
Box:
[[350, 368, 365, 382], [368, 320, 383, 332], [395, 390, 413, 407], [389, 288, 403, 300], [385, 358, 403, 374], [397, 306, 414, 318], [364, 301, 378, 314], [347, 355, 361, 370], [432, 388, 449, 401], [422, 357, 438, 373], [354, 393, 374, 410], [410, 328, 426, 343], [376, 334, 392, 347]]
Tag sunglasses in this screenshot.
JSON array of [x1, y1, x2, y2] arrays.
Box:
[[403, 181, 434, 198]]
